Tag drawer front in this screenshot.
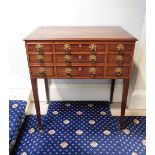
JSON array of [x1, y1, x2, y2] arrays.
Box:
[[55, 43, 105, 54], [107, 53, 131, 64], [55, 54, 105, 64], [56, 66, 104, 78], [108, 43, 132, 53], [30, 66, 54, 77], [29, 54, 53, 64], [27, 43, 52, 53], [106, 66, 129, 77]]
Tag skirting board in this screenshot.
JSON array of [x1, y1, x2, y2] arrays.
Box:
[[30, 84, 146, 110], [30, 84, 123, 102]]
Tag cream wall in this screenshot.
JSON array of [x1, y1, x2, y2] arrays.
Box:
[[9, 0, 146, 109]]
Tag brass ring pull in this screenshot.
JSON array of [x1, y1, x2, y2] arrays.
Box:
[[115, 55, 123, 63], [37, 55, 44, 63], [89, 55, 96, 63], [116, 44, 124, 53], [89, 44, 96, 53], [36, 44, 44, 54], [65, 67, 72, 78], [89, 67, 96, 77], [64, 55, 72, 64], [39, 67, 46, 76], [64, 44, 71, 54], [115, 67, 122, 76]]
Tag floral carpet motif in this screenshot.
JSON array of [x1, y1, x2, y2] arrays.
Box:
[[11, 101, 146, 155]]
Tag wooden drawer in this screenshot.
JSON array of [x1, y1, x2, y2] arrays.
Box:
[[30, 66, 54, 77], [55, 54, 105, 63], [55, 43, 105, 54], [107, 53, 131, 64], [56, 66, 104, 78], [106, 66, 129, 77], [28, 54, 53, 64], [108, 43, 132, 52], [27, 43, 52, 53]]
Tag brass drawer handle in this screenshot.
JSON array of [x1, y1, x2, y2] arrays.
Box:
[[115, 67, 122, 76], [89, 67, 96, 76], [39, 68, 46, 76], [89, 55, 96, 63], [64, 44, 71, 54], [117, 44, 124, 53], [65, 67, 72, 78], [37, 55, 44, 63], [64, 55, 72, 64], [36, 44, 44, 54], [89, 44, 96, 53], [115, 55, 123, 63]]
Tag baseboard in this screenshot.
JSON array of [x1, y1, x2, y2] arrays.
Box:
[[127, 90, 146, 109], [30, 84, 123, 102], [110, 102, 146, 116]]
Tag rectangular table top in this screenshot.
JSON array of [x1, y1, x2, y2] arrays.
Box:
[[24, 26, 137, 41]]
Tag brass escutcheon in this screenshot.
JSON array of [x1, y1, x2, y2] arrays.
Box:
[[116, 43, 124, 53], [115, 67, 122, 76], [36, 44, 44, 53], [65, 67, 72, 78], [89, 44, 96, 53], [115, 55, 123, 63], [64, 44, 71, 54], [39, 67, 46, 76], [37, 55, 44, 63], [64, 55, 72, 64], [89, 67, 96, 76], [89, 55, 96, 63]]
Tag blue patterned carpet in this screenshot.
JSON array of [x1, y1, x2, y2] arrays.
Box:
[[11, 101, 146, 155]]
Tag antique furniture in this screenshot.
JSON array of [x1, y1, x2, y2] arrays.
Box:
[[24, 26, 137, 129]]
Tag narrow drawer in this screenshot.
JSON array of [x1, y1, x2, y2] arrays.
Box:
[[108, 43, 132, 53], [55, 54, 105, 63], [30, 66, 54, 77], [106, 66, 129, 77], [55, 43, 105, 54], [107, 54, 131, 64], [56, 66, 104, 78], [27, 43, 52, 53], [28, 54, 53, 64]]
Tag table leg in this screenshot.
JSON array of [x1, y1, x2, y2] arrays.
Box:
[[120, 79, 130, 129], [30, 78, 42, 129], [110, 79, 115, 104], [44, 79, 49, 104]]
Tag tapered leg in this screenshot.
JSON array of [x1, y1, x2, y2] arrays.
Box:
[[44, 79, 49, 104], [110, 79, 115, 104], [120, 79, 130, 129], [30, 78, 42, 129]]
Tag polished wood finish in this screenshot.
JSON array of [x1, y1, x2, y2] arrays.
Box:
[[120, 79, 130, 129], [25, 26, 137, 129], [24, 26, 137, 41], [30, 78, 42, 129], [110, 79, 115, 104], [44, 79, 50, 104]]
